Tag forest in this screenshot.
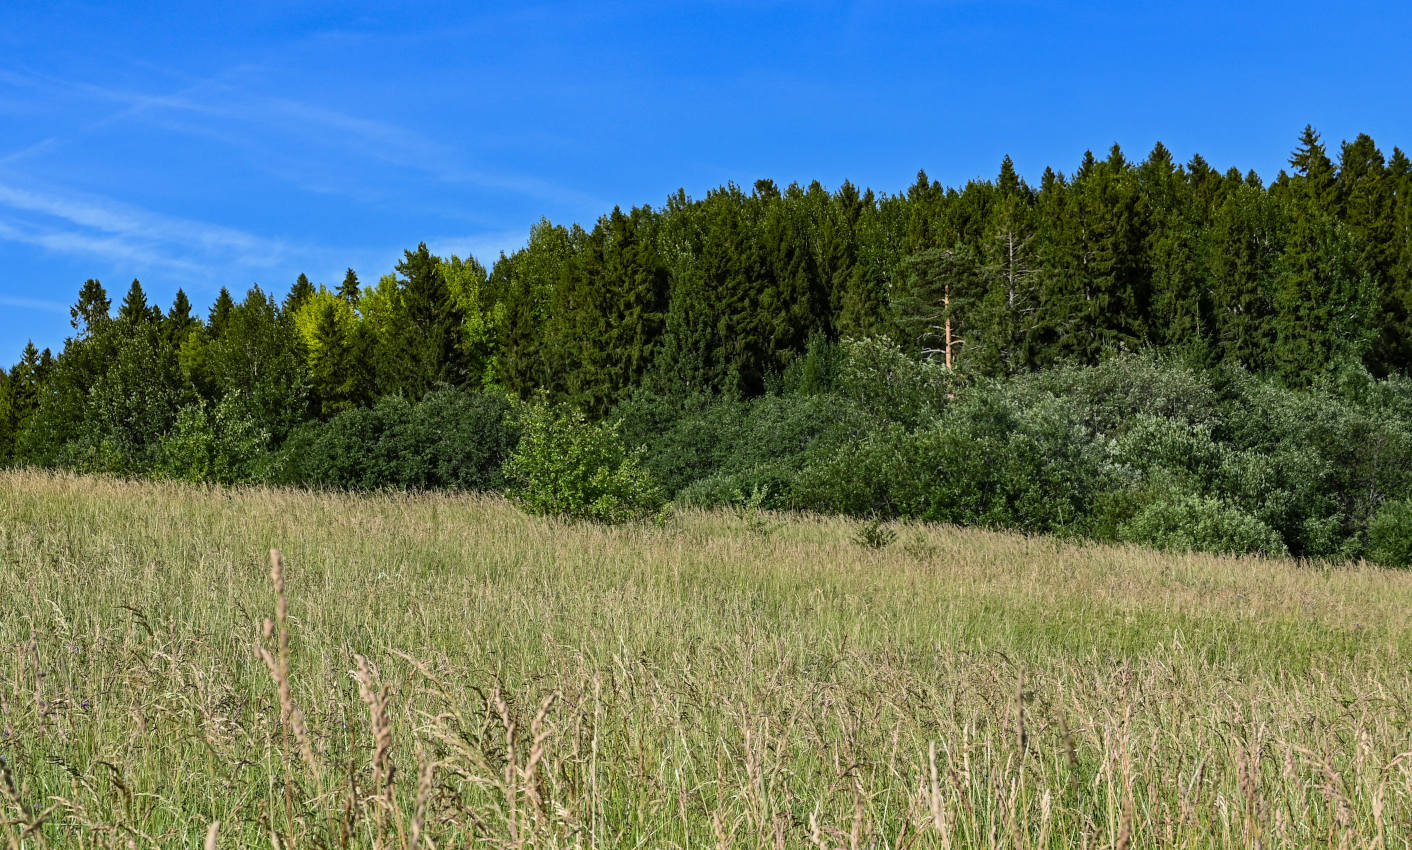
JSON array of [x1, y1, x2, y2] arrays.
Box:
[[3, 125, 1412, 562]]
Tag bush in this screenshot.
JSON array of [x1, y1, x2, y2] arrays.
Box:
[[622, 391, 873, 506], [276, 389, 517, 491], [158, 394, 269, 484], [504, 399, 666, 524], [1118, 493, 1287, 557], [1367, 499, 1412, 567], [832, 337, 957, 427]]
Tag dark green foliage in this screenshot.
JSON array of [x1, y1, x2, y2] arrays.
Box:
[[504, 398, 665, 524], [285, 273, 315, 314], [117, 279, 157, 324], [1205, 186, 1284, 371], [163, 289, 200, 349], [70, 279, 111, 337], [376, 243, 471, 397], [1367, 499, 1412, 567], [207, 288, 235, 337], [13, 127, 1412, 563], [195, 287, 310, 443], [853, 517, 897, 549], [0, 342, 47, 465], [277, 390, 517, 492], [338, 268, 362, 304], [21, 320, 190, 474]]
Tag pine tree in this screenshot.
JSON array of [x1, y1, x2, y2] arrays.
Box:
[[1287, 125, 1340, 213], [338, 268, 362, 305], [69, 279, 111, 338], [285, 273, 315, 315], [117, 279, 152, 324], [163, 289, 200, 348], [382, 243, 469, 397], [0, 342, 44, 464], [893, 246, 983, 368], [208, 288, 235, 338]]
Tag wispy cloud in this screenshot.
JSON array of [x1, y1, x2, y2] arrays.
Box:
[[5, 68, 602, 210], [0, 293, 67, 313], [0, 179, 314, 286], [0, 181, 291, 264], [0, 218, 207, 276]]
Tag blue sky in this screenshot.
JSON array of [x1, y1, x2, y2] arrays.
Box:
[[1, 0, 1410, 360]]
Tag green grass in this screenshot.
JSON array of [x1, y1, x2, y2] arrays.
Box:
[[1, 469, 1410, 848]]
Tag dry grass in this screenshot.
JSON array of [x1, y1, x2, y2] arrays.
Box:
[[1, 468, 1410, 847]]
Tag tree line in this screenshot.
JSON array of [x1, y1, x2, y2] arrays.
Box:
[[3, 126, 1412, 560]]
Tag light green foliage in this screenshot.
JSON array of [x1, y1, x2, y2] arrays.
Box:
[[157, 394, 269, 484], [293, 286, 367, 415], [441, 253, 499, 386], [292, 286, 358, 359], [504, 398, 665, 524], [1118, 492, 1288, 557], [10, 128, 1412, 570], [832, 336, 958, 427]]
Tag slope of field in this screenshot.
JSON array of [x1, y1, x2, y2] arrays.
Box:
[[1, 470, 1410, 848]]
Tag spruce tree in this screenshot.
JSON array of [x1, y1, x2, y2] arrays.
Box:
[[208, 288, 235, 338], [0, 342, 44, 464], [117, 279, 151, 324], [338, 268, 362, 304], [384, 243, 469, 397], [70, 279, 111, 337], [1205, 186, 1283, 372], [1272, 213, 1375, 385], [975, 157, 1040, 373], [163, 289, 200, 348], [1141, 142, 1210, 362], [1288, 125, 1339, 213], [759, 195, 824, 370], [1337, 135, 1402, 373], [285, 273, 315, 315]]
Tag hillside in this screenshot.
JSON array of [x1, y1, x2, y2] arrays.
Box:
[[1, 470, 1409, 847]]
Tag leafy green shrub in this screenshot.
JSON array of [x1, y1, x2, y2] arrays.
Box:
[[504, 399, 665, 524], [730, 484, 776, 537], [158, 394, 269, 484], [1366, 499, 1412, 567], [1017, 354, 1222, 434], [614, 392, 743, 497], [853, 517, 897, 549], [832, 337, 957, 427], [625, 391, 873, 506], [1118, 493, 1287, 557], [276, 389, 517, 491]]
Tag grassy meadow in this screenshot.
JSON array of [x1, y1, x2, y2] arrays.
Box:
[[1, 469, 1410, 848]]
